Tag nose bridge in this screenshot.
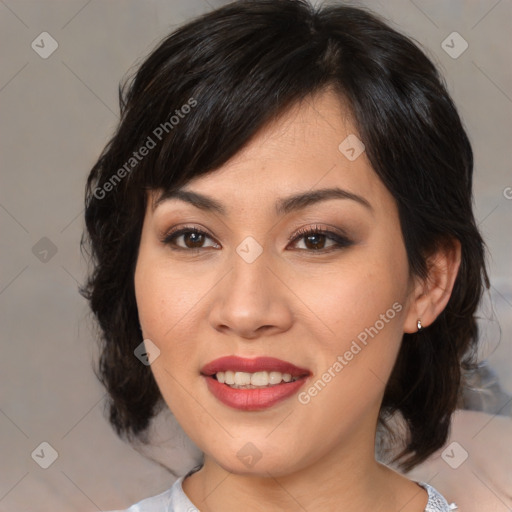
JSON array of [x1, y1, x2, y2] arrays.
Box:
[[209, 236, 292, 337], [227, 238, 273, 310]]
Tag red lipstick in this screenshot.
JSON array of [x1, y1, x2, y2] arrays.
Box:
[[201, 356, 311, 411]]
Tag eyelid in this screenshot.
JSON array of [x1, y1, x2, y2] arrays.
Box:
[[287, 224, 354, 251], [160, 223, 354, 253], [288, 223, 350, 242], [160, 224, 218, 247]]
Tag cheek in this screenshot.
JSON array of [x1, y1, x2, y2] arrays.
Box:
[[134, 261, 197, 401], [134, 255, 211, 358], [134, 260, 164, 339], [295, 271, 407, 431], [292, 238, 410, 402], [296, 251, 408, 341]]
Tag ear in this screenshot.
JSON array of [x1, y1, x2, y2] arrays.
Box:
[[404, 238, 462, 333]]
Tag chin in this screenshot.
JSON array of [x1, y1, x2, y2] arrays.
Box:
[[208, 446, 302, 478]]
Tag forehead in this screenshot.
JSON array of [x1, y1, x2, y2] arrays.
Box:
[[151, 89, 390, 215]]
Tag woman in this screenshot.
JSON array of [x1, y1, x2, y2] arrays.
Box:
[[82, 1, 489, 510]]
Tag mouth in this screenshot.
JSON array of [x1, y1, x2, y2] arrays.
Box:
[[201, 356, 311, 410], [212, 370, 301, 388]]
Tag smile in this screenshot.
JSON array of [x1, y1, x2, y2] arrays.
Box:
[[215, 370, 300, 388], [201, 356, 311, 410]]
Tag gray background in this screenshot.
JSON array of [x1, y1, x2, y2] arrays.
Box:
[[1, 0, 511, 511]]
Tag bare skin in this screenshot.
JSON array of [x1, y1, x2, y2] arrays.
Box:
[[134, 89, 461, 511]]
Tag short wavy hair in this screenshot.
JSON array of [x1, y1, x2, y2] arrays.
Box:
[[81, 0, 489, 472]]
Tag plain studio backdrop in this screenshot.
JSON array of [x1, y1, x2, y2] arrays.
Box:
[[0, 1, 511, 511]]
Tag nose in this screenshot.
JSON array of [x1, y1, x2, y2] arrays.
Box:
[[208, 247, 293, 340]]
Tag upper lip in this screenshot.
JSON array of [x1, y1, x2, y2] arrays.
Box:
[[201, 356, 311, 378]]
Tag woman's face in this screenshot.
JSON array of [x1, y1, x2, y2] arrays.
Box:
[[134, 90, 418, 477]]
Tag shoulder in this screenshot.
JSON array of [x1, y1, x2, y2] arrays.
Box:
[[407, 410, 512, 511], [105, 476, 197, 512], [418, 482, 458, 512]]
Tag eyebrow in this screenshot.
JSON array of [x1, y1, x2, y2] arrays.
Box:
[[152, 186, 373, 215]]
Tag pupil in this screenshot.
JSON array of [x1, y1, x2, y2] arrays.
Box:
[[186, 232, 204, 248], [306, 234, 324, 250]]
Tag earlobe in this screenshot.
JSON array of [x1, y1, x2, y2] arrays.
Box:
[[404, 238, 462, 333]]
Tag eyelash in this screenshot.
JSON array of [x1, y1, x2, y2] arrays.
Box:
[[161, 224, 353, 253]]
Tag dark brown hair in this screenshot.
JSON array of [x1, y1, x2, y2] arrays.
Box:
[[81, 0, 489, 471]]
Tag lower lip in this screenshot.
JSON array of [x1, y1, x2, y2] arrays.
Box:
[[203, 375, 308, 411]]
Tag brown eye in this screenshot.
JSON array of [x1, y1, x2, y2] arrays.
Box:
[[289, 225, 353, 252], [302, 232, 328, 250], [182, 231, 206, 248], [162, 227, 220, 250]]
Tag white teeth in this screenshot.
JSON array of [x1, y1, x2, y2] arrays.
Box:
[[268, 371, 282, 385], [251, 371, 268, 386], [214, 370, 299, 387], [234, 372, 252, 385]]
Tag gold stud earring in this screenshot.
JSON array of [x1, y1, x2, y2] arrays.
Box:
[[417, 319, 422, 331]]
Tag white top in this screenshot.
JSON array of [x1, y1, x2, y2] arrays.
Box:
[[108, 474, 458, 511]]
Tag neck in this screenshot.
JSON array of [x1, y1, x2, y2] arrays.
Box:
[[181, 438, 427, 511]]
